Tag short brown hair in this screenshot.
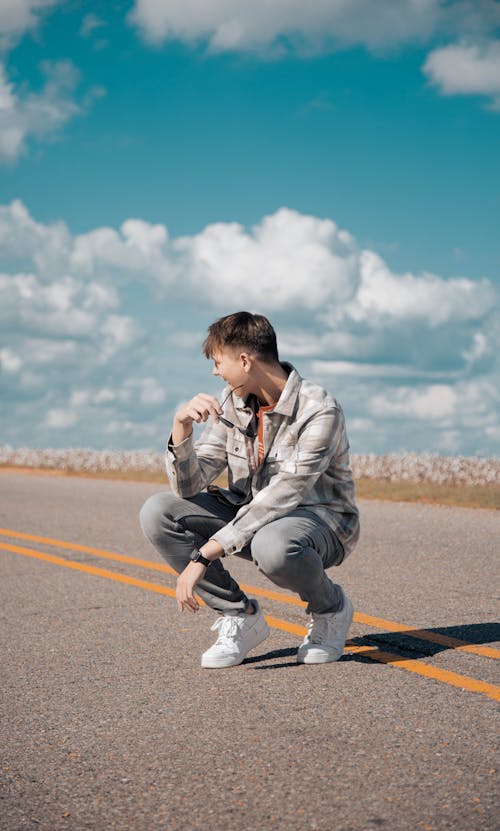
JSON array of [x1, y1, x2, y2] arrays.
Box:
[[203, 311, 279, 363]]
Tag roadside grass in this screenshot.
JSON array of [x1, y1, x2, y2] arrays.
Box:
[[354, 477, 499, 510], [1, 465, 498, 509]]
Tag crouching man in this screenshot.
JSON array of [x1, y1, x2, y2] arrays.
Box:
[[140, 311, 359, 668]]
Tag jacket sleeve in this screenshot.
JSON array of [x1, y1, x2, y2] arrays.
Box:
[[210, 406, 345, 555], [165, 419, 229, 498]]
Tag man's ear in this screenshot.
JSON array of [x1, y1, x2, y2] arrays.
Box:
[[240, 352, 253, 373]]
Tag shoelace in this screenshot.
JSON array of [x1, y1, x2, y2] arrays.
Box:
[[210, 615, 245, 646], [306, 614, 329, 643]]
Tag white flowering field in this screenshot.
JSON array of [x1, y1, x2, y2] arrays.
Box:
[[0, 446, 498, 487]]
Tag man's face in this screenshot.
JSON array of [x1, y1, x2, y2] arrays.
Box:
[[212, 348, 248, 394]]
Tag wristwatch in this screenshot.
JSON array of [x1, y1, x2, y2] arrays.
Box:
[[190, 549, 211, 567]]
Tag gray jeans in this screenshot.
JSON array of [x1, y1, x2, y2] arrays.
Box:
[[140, 491, 345, 616]]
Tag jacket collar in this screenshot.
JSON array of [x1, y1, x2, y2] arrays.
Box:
[[233, 362, 301, 419]]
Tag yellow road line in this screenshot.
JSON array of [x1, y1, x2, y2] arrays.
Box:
[[359, 649, 500, 701], [0, 527, 172, 572], [1, 527, 498, 661], [353, 611, 500, 660], [2, 540, 499, 703], [0, 540, 358, 648], [0, 541, 179, 598]]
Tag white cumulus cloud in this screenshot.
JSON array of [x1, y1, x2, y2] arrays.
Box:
[[343, 250, 496, 326], [0, 199, 72, 275], [371, 384, 458, 421], [126, 1, 500, 113], [128, 0, 500, 57], [0, 347, 22, 373], [0, 272, 98, 338], [0, 0, 59, 49], [423, 39, 500, 109], [79, 13, 106, 39], [1, 199, 499, 454], [71, 219, 175, 285], [175, 208, 360, 310], [0, 60, 96, 163], [44, 408, 79, 429], [128, 0, 443, 52]]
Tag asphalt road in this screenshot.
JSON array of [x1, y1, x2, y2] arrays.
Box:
[[0, 472, 498, 831]]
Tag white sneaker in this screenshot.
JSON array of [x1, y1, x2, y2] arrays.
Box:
[[297, 592, 354, 664], [201, 601, 270, 668]]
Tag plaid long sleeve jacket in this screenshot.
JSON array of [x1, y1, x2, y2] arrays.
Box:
[[165, 364, 360, 558]]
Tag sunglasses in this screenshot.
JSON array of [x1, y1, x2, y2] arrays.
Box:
[[218, 386, 256, 438]]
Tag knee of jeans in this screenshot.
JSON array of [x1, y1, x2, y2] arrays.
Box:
[[251, 527, 298, 575], [139, 492, 178, 540]]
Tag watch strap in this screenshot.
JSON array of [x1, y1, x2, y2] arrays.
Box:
[[190, 549, 211, 567]]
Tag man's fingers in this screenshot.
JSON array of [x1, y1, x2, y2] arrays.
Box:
[[176, 393, 223, 427], [176, 587, 199, 613], [180, 599, 199, 613], [186, 406, 206, 423], [176, 562, 206, 614], [177, 394, 224, 426], [197, 393, 222, 409], [186, 400, 221, 424], [194, 394, 223, 418]]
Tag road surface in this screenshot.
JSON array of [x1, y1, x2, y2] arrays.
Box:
[[1, 471, 498, 830]]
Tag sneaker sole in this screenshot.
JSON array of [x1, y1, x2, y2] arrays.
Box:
[[297, 648, 343, 664], [297, 599, 354, 664], [201, 620, 270, 669]]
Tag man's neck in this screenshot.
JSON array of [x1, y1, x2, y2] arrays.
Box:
[[253, 361, 290, 407]]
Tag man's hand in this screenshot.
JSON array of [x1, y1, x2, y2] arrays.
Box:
[[172, 394, 223, 445], [176, 561, 208, 613], [176, 540, 225, 613], [176, 393, 222, 426]]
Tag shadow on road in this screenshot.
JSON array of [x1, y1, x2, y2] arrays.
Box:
[[349, 621, 500, 662], [243, 622, 499, 669], [243, 646, 300, 669]]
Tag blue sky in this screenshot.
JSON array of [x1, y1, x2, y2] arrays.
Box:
[[1, 1, 499, 456]]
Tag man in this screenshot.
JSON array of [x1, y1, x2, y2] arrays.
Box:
[[140, 311, 359, 668]]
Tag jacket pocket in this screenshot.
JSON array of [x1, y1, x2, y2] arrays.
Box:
[[265, 443, 298, 476], [226, 437, 251, 495]]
